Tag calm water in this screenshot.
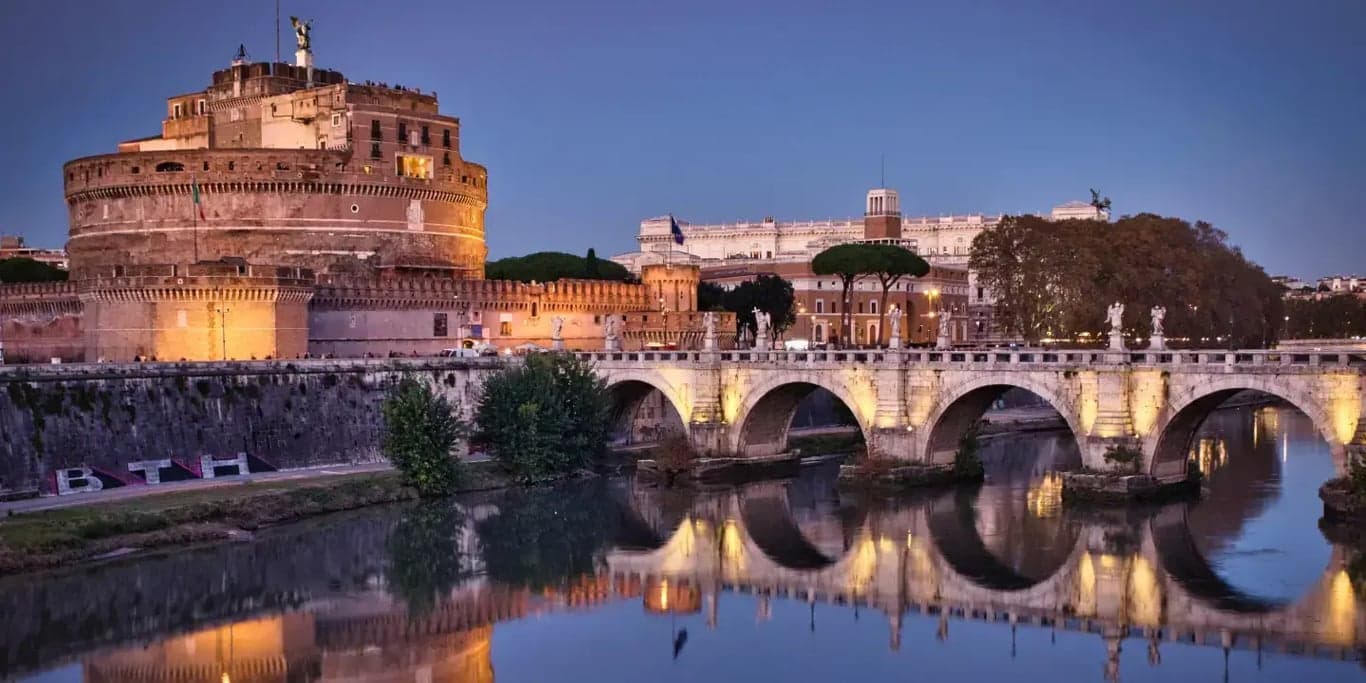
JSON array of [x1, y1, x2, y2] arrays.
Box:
[[5, 405, 1363, 683]]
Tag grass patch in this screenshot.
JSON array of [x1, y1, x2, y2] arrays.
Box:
[[0, 461, 513, 573]]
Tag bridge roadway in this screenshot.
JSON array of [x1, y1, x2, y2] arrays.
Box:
[[579, 347, 1366, 482], [605, 477, 1365, 672]]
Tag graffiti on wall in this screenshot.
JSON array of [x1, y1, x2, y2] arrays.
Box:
[[48, 453, 279, 495]]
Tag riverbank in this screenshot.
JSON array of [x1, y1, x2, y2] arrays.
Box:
[[0, 461, 518, 575]]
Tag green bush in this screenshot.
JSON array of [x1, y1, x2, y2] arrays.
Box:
[[475, 353, 611, 482], [954, 427, 985, 480], [1103, 445, 1143, 472], [381, 377, 468, 497]]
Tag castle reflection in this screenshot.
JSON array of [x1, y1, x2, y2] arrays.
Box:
[[8, 407, 1363, 683]]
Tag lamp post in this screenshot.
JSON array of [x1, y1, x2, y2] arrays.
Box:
[[214, 304, 230, 360]]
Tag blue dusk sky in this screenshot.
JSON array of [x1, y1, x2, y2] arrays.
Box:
[[0, 0, 1362, 279]]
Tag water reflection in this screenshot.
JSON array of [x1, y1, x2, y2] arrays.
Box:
[[6, 408, 1364, 683]]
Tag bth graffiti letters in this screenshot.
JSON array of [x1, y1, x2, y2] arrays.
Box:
[[50, 453, 279, 495]]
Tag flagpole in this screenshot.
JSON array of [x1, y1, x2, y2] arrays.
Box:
[[666, 213, 672, 268]]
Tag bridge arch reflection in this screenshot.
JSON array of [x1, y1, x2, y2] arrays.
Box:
[[607, 475, 1364, 656]]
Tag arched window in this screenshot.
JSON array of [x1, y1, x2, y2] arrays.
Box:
[[155, 161, 184, 172]]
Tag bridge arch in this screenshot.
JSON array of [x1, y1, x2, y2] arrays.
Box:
[[921, 375, 1084, 464], [602, 370, 691, 447], [1149, 377, 1350, 480], [728, 373, 872, 458]]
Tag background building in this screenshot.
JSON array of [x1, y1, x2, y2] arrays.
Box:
[[612, 190, 1104, 345], [0, 235, 67, 271]]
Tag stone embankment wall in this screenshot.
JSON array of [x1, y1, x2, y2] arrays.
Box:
[[0, 358, 500, 497]]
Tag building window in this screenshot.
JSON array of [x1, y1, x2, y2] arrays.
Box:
[[816, 281, 822, 290], [433, 312, 448, 337], [331, 112, 343, 127], [395, 154, 433, 179], [421, 125, 430, 145], [530, 302, 539, 318], [227, 161, 235, 171], [442, 129, 451, 148], [370, 119, 381, 140], [499, 321, 511, 336], [857, 302, 864, 314], [814, 325, 824, 343], [815, 300, 824, 314], [197, 99, 206, 115], [870, 300, 878, 315], [397, 122, 408, 142], [370, 142, 381, 159], [442, 151, 451, 166], [977, 287, 984, 300], [172, 103, 182, 119]]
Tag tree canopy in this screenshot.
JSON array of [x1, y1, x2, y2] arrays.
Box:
[[721, 274, 796, 338], [0, 258, 68, 283], [697, 281, 727, 312], [485, 250, 632, 283], [812, 243, 927, 347], [474, 353, 612, 482], [863, 245, 929, 346], [969, 213, 1283, 347], [1284, 295, 1366, 339]]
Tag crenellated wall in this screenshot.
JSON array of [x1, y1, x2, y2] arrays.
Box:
[[0, 282, 83, 364]]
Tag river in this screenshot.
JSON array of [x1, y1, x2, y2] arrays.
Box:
[[4, 404, 1362, 682]]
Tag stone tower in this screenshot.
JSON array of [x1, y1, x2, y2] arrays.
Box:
[[863, 188, 902, 240], [640, 263, 700, 313]]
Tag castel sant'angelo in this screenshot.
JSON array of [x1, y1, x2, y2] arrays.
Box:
[[0, 22, 711, 363]]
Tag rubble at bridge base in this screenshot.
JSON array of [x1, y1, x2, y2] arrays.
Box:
[[636, 453, 800, 487], [835, 462, 976, 491], [1061, 471, 1200, 505], [1318, 478, 1366, 523]]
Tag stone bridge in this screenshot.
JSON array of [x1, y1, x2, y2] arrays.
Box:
[[580, 348, 1366, 482], [605, 479, 1365, 669]]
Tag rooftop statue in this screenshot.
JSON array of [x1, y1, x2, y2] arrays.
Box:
[[290, 16, 312, 51]]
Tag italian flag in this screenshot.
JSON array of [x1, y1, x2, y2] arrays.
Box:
[[192, 179, 205, 220]]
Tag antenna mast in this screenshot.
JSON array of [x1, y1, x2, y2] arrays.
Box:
[[880, 154, 885, 189], [275, 0, 280, 64]]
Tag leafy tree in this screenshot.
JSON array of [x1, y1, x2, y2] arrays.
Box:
[[863, 244, 929, 346], [697, 281, 727, 312], [486, 251, 632, 282], [475, 353, 612, 481], [721, 274, 796, 339], [812, 244, 870, 347], [385, 501, 469, 614], [970, 213, 1282, 347], [0, 258, 68, 283], [381, 378, 468, 497], [1284, 295, 1366, 339]]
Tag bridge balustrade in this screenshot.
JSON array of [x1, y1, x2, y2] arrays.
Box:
[[572, 348, 1359, 368]]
